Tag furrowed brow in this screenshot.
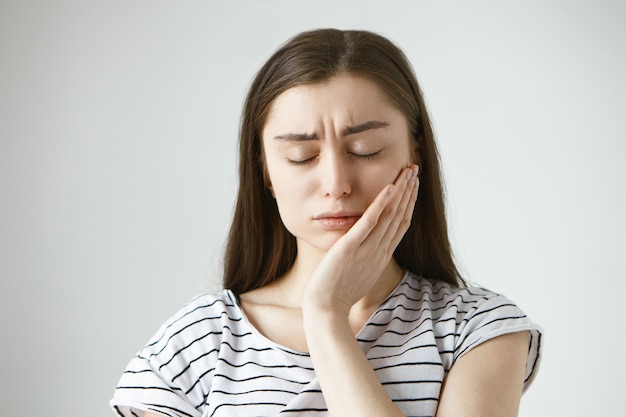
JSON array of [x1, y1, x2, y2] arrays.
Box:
[[273, 120, 389, 141], [273, 132, 319, 141], [342, 120, 390, 136]]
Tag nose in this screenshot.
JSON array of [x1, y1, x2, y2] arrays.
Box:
[[320, 151, 352, 198]]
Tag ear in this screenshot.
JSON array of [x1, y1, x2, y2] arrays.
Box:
[[261, 161, 276, 198], [412, 136, 424, 169]]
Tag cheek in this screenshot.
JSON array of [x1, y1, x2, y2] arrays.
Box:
[[267, 174, 305, 224], [363, 160, 410, 195], [361, 173, 396, 202]]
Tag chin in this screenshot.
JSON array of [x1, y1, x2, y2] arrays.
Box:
[[301, 231, 348, 253]]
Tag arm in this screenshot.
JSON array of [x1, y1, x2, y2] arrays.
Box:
[[436, 331, 529, 417], [302, 166, 419, 416], [303, 308, 405, 416]]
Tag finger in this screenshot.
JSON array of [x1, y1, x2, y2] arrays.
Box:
[[340, 182, 395, 247], [361, 165, 416, 246], [341, 165, 414, 247], [380, 167, 417, 244], [375, 165, 418, 250], [386, 170, 419, 251]]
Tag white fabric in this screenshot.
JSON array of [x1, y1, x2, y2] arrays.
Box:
[[111, 272, 542, 417]]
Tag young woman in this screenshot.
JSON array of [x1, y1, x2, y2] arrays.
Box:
[[111, 29, 542, 417]]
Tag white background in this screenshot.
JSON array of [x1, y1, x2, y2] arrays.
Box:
[[1, 1, 625, 416]]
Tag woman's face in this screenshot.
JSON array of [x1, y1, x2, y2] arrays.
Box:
[[262, 74, 415, 254]]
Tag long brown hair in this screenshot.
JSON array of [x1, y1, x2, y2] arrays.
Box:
[[224, 29, 463, 294]]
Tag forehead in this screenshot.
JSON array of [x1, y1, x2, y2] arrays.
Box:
[[263, 74, 406, 133]]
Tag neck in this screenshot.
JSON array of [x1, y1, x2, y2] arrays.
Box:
[[274, 240, 405, 311]]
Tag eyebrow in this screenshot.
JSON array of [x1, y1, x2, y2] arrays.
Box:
[[273, 132, 319, 141], [273, 120, 390, 141], [342, 120, 390, 136]]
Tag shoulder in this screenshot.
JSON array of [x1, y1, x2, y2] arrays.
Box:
[[140, 290, 243, 358], [384, 273, 534, 344], [405, 273, 531, 327], [403, 273, 543, 388]]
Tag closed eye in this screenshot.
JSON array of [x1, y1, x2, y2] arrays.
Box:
[[286, 155, 318, 166], [286, 150, 383, 166], [350, 150, 382, 160]]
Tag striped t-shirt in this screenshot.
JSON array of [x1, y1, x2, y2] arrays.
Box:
[[111, 272, 542, 417]]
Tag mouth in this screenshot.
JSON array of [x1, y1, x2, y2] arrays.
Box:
[[313, 212, 362, 230]]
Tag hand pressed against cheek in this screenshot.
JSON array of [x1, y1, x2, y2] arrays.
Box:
[[301, 164, 420, 313]]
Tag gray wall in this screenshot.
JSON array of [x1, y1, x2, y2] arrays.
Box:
[[1, 1, 624, 416]]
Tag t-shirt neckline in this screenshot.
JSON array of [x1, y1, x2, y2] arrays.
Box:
[[225, 270, 412, 356]]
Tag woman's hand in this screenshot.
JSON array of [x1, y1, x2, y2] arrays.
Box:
[[301, 164, 419, 315]]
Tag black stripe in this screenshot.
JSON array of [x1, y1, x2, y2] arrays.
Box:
[[112, 405, 125, 417], [382, 379, 442, 386], [212, 372, 311, 385], [146, 407, 173, 417], [117, 385, 184, 394], [220, 340, 274, 354], [461, 303, 519, 325], [216, 356, 315, 372], [368, 342, 441, 361], [122, 368, 154, 375], [279, 408, 327, 413], [363, 327, 435, 348], [144, 403, 194, 417], [525, 331, 542, 384], [373, 361, 443, 372], [211, 387, 299, 396], [210, 401, 288, 417], [392, 396, 439, 402]]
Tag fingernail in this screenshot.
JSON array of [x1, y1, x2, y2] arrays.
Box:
[[405, 168, 412, 180]]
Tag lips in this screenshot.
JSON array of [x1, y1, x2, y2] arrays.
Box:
[[313, 211, 362, 230]]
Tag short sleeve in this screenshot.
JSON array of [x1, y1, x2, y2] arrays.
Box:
[[454, 290, 543, 390], [110, 353, 202, 417], [110, 293, 230, 417]]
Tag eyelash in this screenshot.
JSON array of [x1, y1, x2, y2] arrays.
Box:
[[286, 157, 315, 166], [286, 151, 382, 166], [355, 151, 382, 161]]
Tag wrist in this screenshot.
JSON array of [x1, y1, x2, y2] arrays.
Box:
[[301, 295, 351, 317], [301, 303, 351, 334]]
